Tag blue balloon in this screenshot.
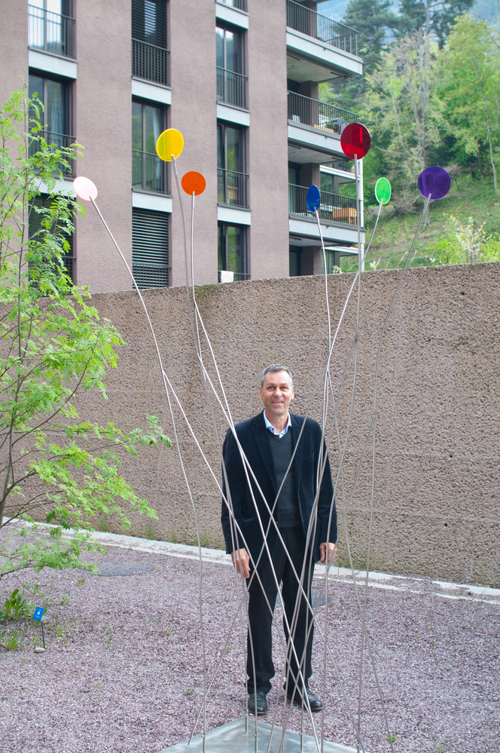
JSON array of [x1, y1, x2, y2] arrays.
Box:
[[306, 184, 321, 212]]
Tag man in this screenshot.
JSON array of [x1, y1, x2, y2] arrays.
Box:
[[221, 365, 336, 716]]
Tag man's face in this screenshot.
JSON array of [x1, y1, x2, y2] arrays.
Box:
[[259, 370, 294, 421]]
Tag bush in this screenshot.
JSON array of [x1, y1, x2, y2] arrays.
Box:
[[429, 215, 500, 265]]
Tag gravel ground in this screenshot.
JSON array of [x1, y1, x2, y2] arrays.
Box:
[[1, 541, 499, 753]]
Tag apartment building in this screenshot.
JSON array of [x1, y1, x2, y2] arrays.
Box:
[[0, 0, 363, 292]]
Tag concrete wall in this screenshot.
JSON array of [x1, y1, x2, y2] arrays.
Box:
[[76, 263, 500, 587]]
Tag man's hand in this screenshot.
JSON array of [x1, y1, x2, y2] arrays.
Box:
[[231, 548, 250, 579], [319, 542, 336, 563]]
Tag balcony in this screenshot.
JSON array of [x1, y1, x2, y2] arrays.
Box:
[[286, 0, 358, 54], [29, 131, 75, 177], [133, 151, 167, 193], [218, 168, 249, 207], [286, 0, 362, 82], [132, 39, 169, 86], [216, 67, 248, 110], [289, 184, 357, 225], [28, 4, 76, 59], [288, 92, 358, 135]]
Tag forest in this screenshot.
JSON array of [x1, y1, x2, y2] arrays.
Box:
[[322, 0, 500, 270]]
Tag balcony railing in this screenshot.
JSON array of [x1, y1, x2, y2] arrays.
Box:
[[61, 255, 75, 281], [132, 264, 169, 289], [218, 168, 249, 207], [288, 92, 359, 134], [29, 131, 75, 176], [286, 0, 358, 56], [133, 150, 167, 193], [216, 67, 247, 109], [132, 39, 169, 86], [217, 0, 247, 9], [28, 5, 75, 58], [289, 184, 358, 225]]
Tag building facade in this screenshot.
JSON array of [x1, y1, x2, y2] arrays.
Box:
[[0, 0, 363, 292]]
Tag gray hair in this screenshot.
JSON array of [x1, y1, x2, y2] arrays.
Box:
[[260, 364, 293, 388]]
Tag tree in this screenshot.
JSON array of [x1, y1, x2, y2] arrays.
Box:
[[362, 33, 445, 214], [438, 13, 500, 194], [396, 0, 475, 47], [325, 0, 399, 112], [0, 89, 171, 580], [397, 0, 427, 36]]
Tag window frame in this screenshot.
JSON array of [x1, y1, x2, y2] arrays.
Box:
[[132, 97, 168, 194], [218, 222, 248, 281], [217, 122, 248, 208], [216, 23, 247, 109]]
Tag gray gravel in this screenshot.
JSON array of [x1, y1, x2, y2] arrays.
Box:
[[1, 543, 499, 753]]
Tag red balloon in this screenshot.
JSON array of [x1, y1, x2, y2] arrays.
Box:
[[181, 171, 206, 195], [340, 122, 371, 159]]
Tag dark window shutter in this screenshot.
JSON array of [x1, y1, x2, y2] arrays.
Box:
[[132, 207, 169, 288], [132, 0, 167, 48]]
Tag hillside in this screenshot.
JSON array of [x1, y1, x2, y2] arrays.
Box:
[[340, 174, 500, 272]]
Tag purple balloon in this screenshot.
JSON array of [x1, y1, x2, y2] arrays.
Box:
[[418, 166, 451, 200], [306, 184, 321, 212]]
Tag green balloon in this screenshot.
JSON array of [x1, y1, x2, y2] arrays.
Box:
[[375, 177, 391, 205]]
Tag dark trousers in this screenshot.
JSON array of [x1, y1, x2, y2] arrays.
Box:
[[246, 525, 315, 695]]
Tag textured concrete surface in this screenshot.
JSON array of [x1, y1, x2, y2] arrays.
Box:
[[70, 263, 500, 586], [158, 718, 357, 753]]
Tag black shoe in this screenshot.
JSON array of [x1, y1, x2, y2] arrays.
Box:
[[287, 687, 323, 712], [248, 690, 268, 716]]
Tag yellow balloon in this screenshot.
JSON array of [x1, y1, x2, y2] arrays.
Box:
[[156, 129, 184, 161]]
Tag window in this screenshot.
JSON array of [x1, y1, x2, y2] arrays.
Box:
[[132, 99, 167, 193], [28, 72, 73, 176], [217, 123, 248, 207], [132, 0, 168, 85], [28, 195, 75, 283], [28, 0, 75, 58], [216, 25, 247, 108], [218, 223, 248, 281], [132, 208, 169, 288]]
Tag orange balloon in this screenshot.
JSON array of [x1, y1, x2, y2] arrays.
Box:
[[181, 171, 206, 196]]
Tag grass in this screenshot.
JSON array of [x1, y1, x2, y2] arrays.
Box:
[[340, 174, 500, 273]]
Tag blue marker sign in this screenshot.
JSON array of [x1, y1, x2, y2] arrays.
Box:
[[33, 606, 45, 621], [306, 184, 321, 212]]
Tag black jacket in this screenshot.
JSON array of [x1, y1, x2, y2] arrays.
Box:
[[221, 412, 336, 567]]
